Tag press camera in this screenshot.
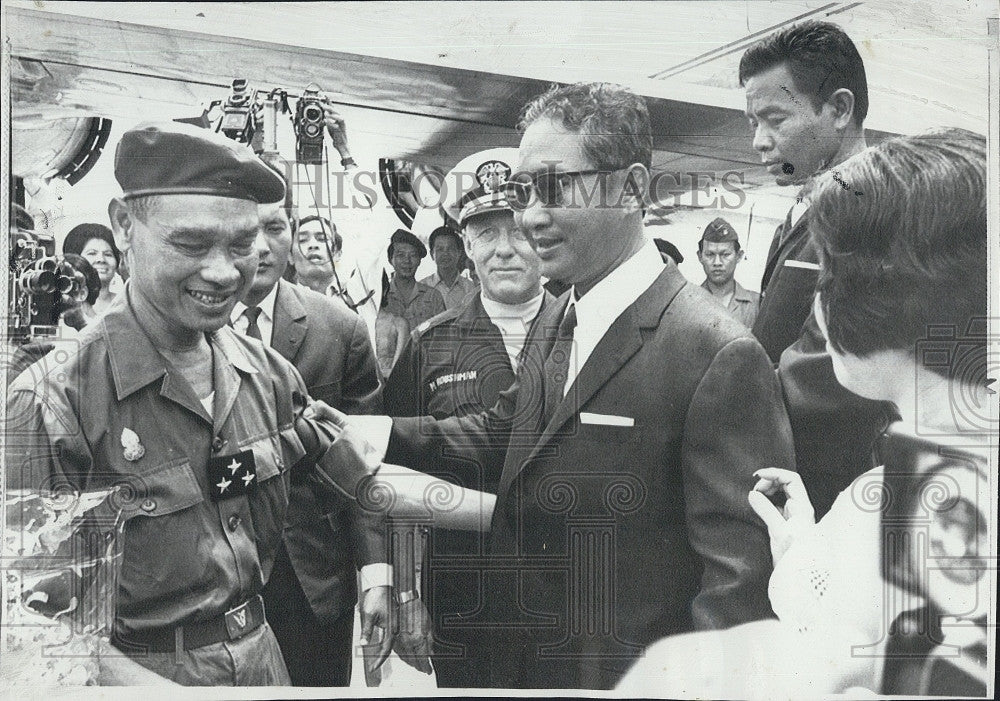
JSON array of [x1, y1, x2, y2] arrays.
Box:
[[294, 84, 326, 165]]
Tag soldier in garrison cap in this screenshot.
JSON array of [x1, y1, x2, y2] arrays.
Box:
[[696, 216, 760, 329], [5, 122, 388, 686], [382, 228, 446, 330], [383, 147, 552, 687]]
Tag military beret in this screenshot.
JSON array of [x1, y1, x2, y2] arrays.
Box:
[[442, 147, 519, 227], [700, 217, 740, 245], [114, 121, 285, 204], [387, 228, 427, 259]]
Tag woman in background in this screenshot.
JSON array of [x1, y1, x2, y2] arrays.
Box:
[[617, 128, 991, 697], [62, 223, 121, 316]]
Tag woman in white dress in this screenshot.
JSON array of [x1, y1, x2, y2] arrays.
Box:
[[617, 127, 992, 697]]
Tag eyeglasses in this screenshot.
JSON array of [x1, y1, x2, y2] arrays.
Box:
[[466, 226, 529, 248], [502, 168, 628, 211]]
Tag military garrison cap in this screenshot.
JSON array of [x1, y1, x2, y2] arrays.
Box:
[[700, 217, 740, 246]]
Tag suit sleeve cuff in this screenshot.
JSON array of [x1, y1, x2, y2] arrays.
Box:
[[360, 563, 393, 591], [346, 415, 392, 463]]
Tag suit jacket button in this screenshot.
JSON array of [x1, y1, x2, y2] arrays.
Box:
[[228, 514, 241, 532], [141, 499, 156, 512], [212, 436, 226, 451]]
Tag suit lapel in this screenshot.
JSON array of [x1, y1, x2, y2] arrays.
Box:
[[271, 280, 308, 362], [515, 265, 688, 472], [760, 204, 810, 290]]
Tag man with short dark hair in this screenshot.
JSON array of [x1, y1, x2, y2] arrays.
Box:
[[740, 21, 896, 518], [339, 82, 795, 689], [741, 20, 869, 357], [696, 217, 759, 328], [420, 225, 478, 310], [231, 191, 391, 687]]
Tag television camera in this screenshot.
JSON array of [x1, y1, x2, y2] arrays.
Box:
[[8, 209, 93, 344]]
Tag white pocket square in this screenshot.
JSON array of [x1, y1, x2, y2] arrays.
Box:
[[580, 412, 634, 427], [783, 259, 820, 270]]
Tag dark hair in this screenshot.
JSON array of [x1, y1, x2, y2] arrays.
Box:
[[739, 21, 868, 127], [518, 82, 653, 169], [62, 223, 121, 267], [294, 215, 342, 252], [428, 226, 462, 256], [810, 128, 986, 381]]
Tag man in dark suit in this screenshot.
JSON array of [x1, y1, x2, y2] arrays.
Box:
[[741, 21, 896, 517], [384, 147, 555, 687], [336, 82, 795, 689], [232, 195, 392, 686]]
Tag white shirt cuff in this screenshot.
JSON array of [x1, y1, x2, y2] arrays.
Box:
[[360, 563, 393, 591], [347, 415, 392, 463]]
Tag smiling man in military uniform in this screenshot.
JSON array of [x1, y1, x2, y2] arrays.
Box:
[[5, 122, 387, 686]]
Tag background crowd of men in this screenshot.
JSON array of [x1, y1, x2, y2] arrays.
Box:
[[5, 18, 992, 694]]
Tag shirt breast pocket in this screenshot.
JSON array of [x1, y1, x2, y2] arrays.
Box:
[[117, 458, 206, 588], [119, 457, 204, 520]]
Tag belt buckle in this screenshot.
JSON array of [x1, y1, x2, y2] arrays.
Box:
[[223, 599, 254, 641]]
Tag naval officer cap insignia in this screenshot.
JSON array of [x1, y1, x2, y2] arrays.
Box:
[[114, 121, 286, 204], [443, 147, 519, 228], [207, 449, 258, 501]]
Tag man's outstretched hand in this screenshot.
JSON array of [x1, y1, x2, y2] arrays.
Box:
[[393, 598, 433, 674], [359, 585, 395, 674]]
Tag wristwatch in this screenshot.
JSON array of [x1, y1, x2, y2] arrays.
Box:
[[341, 156, 357, 168], [396, 589, 419, 605]]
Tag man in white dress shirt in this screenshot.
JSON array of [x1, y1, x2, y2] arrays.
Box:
[[327, 81, 794, 689]]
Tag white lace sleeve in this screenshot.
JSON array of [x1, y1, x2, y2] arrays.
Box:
[[769, 467, 890, 638]]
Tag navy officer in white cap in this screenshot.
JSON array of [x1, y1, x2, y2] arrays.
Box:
[[6, 121, 389, 685], [383, 147, 552, 687]]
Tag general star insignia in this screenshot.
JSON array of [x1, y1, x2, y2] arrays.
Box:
[[207, 449, 257, 502]]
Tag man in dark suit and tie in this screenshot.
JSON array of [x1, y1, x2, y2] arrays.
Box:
[[741, 21, 896, 517], [231, 192, 393, 686], [333, 82, 796, 689]]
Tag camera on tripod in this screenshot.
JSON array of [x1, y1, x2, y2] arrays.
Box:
[[295, 84, 327, 165], [217, 79, 263, 152]]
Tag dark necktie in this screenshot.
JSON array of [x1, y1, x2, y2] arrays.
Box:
[[542, 303, 577, 426], [243, 306, 263, 341]]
